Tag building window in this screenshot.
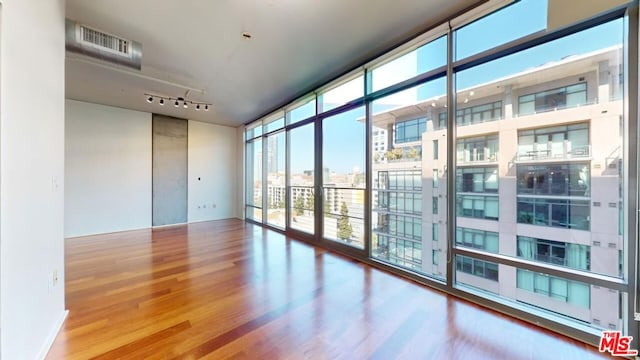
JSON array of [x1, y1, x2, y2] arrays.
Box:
[[456, 195, 499, 220], [518, 83, 587, 116], [517, 123, 589, 161], [433, 140, 439, 160], [438, 112, 448, 129], [517, 198, 589, 230], [383, 170, 422, 191], [433, 250, 439, 265], [517, 270, 590, 308], [433, 169, 439, 188], [376, 235, 422, 270], [433, 223, 438, 241], [378, 192, 422, 215], [457, 134, 498, 163], [456, 256, 499, 281], [456, 167, 499, 193], [456, 227, 499, 253], [376, 215, 422, 240], [516, 163, 590, 197], [395, 117, 426, 143], [456, 101, 502, 126], [432, 197, 438, 214], [517, 236, 590, 270]]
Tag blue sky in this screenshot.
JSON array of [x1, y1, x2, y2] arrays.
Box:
[[285, 0, 624, 174]]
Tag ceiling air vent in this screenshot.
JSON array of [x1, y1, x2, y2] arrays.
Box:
[[66, 19, 142, 70]]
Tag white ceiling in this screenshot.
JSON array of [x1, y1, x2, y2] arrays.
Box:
[[65, 0, 479, 127]]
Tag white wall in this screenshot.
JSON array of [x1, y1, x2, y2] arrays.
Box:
[[1, 0, 67, 359], [65, 100, 152, 237], [188, 120, 238, 222]]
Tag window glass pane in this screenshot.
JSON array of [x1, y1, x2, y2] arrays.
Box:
[[246, 122, 263, 140], [264, 117, 284, 133], [371, 79, 447, 278], [289, 124, 314, 234], [287, 98, 316, 125], [371, 35, 447, 93], [246, 139, 262, 210], [319, 75, 364, 112], [266, 132, 286, 228], [455, 0, 547, 61], [323, 107, 365, 248], [453, 15, 625, 335]]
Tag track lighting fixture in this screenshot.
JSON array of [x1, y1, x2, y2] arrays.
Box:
[[144, 93, 211, 112]]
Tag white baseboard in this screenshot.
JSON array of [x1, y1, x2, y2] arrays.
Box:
[[37, 309, 68, 360]]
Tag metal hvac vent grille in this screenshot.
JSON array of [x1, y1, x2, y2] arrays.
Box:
[[80, 26, 129, 55]]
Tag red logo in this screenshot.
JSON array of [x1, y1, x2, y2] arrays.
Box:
[[599, 331, 638, 357]]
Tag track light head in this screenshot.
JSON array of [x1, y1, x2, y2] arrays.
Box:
[[148, 95, 209, 111]]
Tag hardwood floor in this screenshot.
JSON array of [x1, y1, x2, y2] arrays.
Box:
[[47, 219, 611, 359]]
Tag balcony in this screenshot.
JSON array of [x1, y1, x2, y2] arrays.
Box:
[[515, 144, 591, 163], [456, 149, 498, 166]]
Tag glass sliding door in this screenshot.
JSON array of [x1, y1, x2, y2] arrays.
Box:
[[288, 123, 315, 235], [322, 107, 366, 248]]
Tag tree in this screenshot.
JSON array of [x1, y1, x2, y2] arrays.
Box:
[[337, 201, 353, 242], [306, 192, 314, 213], [294, 196, 305, 216]]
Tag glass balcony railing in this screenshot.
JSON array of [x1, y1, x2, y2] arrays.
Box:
[[516, 144, 591, 162]]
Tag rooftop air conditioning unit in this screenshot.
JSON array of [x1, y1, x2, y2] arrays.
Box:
[[65, 19, 142, 70]]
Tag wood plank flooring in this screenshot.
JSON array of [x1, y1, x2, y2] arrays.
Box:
[[47, 219, 611, 359]]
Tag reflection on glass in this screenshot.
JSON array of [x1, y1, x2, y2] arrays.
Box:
[[288, 124, 315, 234], [266, 132, 286, 228], [371, 79, 447, 278], [323, 107, 365, 248], [371, 36, 447, 93], [319, 75, 364, 113]]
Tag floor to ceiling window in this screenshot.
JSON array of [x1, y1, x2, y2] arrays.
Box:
[[244, 0, 637, 349], [322, 106, 366, 248]]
